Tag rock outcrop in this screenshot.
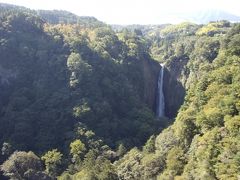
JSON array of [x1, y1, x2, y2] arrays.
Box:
[[142, 55, 188, 119], [142, 57, 161, 111], [163, 56, 188, 118]]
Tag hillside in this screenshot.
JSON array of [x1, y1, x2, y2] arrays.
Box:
[[0, 3, 240, 180], [116, 22, 240, 180], [167, 9, 240, 24], [0, 3, 104, 26]]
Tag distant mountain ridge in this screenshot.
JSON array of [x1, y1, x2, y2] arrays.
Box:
[[0, 3, 104, 26], [1, 3, 240, 25], [37, 10, 102, 25], [177, 9, 240, 24]]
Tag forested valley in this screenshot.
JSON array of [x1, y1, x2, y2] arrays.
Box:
[[0, 3, 240, 180]]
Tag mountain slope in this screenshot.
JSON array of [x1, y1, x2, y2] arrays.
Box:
[[0, 7, 163, 154], [0, 3, 104, 26], [116, 22, 240, 180], [0, 3, 240, 180], [184, 9, 240, 24]]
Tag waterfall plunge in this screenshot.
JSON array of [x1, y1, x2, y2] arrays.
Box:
[[157, 64, 165, 117]]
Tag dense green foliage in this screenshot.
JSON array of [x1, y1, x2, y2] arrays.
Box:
[[0, 4, 160, 151], [115, 23, 240, 179], [1, 151, 51, 179], [0, 3, 240, 180], [0, 4, 161, 179]]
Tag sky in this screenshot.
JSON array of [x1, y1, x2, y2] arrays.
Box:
[[0, 0, 240, 24]]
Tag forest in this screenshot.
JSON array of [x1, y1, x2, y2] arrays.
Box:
[[0, 3, 240, 180]]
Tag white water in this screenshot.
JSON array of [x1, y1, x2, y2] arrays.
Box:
[[157, 63, 165, 117]]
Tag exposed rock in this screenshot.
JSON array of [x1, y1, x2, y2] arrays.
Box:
[[163, 56, 188, 118], [142, 56, 161, 111], [141, 55, 188, 119]]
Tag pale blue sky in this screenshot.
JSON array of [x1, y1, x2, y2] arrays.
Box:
[[0, 0, 240, 24]]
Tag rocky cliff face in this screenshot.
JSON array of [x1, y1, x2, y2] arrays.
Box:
[[163, 56, 188, 118], [142, 56, 188, 119], [142, 57, 161, 111]]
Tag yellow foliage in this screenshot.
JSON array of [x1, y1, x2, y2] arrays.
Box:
[[160, 22, 195, 36], [196, 23, 219, 36]]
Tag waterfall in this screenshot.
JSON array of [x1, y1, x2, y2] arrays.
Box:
[[157, 63, 165, 117]]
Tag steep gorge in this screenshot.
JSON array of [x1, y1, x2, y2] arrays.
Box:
[[163, 57, 188, 118], [142, 57, 186, 120], [1, 4, 240, 180], [142, 57, 161, 111]]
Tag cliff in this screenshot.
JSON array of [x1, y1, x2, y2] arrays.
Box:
[[163, 56, 188, 118], [142, 56, 187, 119], [142, 57, 161, 111]]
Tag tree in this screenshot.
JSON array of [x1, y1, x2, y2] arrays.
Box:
[[1, 151, 50, 180], [143, 135, 156, 153], [115, 148, 143, 180], [67, 52, 83, 71], [41, 149, 63, 177], [116, 143, 127, 157], [70, 139, 86, 164], [94, 157, 118, 180], [67, 52, 92, 87], [82, 149, 97, 171], [166, 147, 185, 175], [1, 142, 12, 156]]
